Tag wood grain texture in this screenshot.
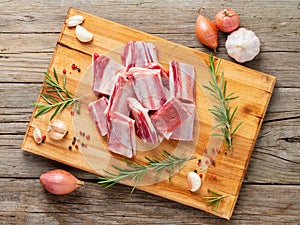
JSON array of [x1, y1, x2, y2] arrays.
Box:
[[20, 7, 277, 220], [0, 0, 299, 224]]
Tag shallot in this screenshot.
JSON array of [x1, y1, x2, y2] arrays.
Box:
[[40, 169, 84, 195], [225, 28, 260, 63], [47, 119, 68, 140], [195, 9, 218, 50], [215, 8, 240, 33]]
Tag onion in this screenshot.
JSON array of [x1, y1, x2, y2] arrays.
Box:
[[195, 8, 218, 50], [215, 8, 240, 33], [40, 169, 84, 195]]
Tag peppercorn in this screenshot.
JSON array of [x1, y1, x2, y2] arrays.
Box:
[[71, 64, 77, 70], [211, 160, 216, 166], [68, 146, 72, 150], [63, 69, 66, 74]]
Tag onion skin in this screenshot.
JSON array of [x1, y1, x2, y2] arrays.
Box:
[[40, 169, 84, 195], [195, 9, 218, 50], [215, 8, 240, 33]]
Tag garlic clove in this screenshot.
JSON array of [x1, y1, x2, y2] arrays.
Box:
[[75, 25, 93, 43], [47, 119, 68, 140], [66, 15, 84, 27], [225, 27, 260, 63], [187, 171, 201, 192], [33, 126, 43, 144], [47, 130, 66, 140]]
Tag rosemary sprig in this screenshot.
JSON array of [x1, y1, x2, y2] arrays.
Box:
[[202, 189, 228, 213], [32, 68, 79, 120], [203, 54, 242, 153], [98, 150, 193, 193]]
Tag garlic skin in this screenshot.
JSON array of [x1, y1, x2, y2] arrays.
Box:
[[33, 126, 43, 144], [187, 171, 201, 192], [225, 28, 260, 63], [66, 15, 84, 27], [75, 25, 93, 43], [47, 119, 68, 140]]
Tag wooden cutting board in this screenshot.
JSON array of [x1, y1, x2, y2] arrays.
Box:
[[21, 8, 276, 219]]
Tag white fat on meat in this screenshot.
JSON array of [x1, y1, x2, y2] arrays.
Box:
[[127, 97, 162, 144], [169, 60, 195, 103], [121, 41, 159, 71], [170, 102, 196, 141], [129, 68, 166, 110], [88, 97, 109, 136], [92, 53, 125, 96], [107, 112, 136, 159], [144, 62, 169, 79], [105, 74, 136, 118], [150, 97, 190, 139]]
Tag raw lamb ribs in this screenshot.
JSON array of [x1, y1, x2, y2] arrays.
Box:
[[121, 41, 158, 70], [90, 41, 196, 159], [92, 53, 125, 96]]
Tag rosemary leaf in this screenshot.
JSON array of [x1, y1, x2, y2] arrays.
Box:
[[203, 54, 242, 153], [34, 106, 53, 118], [202, 189, 228, 214], [98, 151, 192, 193], [33, 68, 79, 120], [53, 68, 59, 84]]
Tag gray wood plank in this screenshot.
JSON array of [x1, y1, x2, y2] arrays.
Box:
[[0, 179, 298, 224], [0, 0, 299, 223]]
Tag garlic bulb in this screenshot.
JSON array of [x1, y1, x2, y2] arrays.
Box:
[[225, 28, 260, 63], [66, 15, 84, 27], [33, 126, 43, 144], [75, 25, 93, 43], [47, 119, 68, 140], [187, 171, 201, 192]]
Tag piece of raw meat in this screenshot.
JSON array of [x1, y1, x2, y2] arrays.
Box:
[[127, 97, 161, 144], [150, 97, 190, 139], [129, 68, 166, 110], [121, 41, 159, 70], [92, 53, 125, 96], [169, 60, 195, 103], [170, 102, 196, 141], [107, 112, 136, 158], [88, 97, 109, 136], [105, 74, 136, 118], [145, 62, 169, 79]]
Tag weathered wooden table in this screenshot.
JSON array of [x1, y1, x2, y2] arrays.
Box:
[[1, 0, 299, 224]]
